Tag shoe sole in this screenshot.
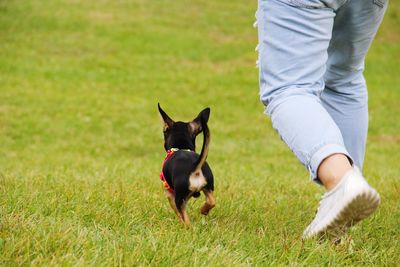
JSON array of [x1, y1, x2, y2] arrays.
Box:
[[318, 189, 381, 241]]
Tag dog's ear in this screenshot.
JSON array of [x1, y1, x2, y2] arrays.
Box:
[[189, 107, 210, 135], [158, 103, 174, 131]]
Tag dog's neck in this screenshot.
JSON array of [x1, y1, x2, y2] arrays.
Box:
[[166, 148, 192, 153], [164, 138, 195, 152]]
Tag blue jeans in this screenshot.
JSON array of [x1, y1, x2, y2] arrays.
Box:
[[256, 0, 388, 181]]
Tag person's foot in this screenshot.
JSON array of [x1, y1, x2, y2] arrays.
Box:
[[303, 167, 380, 241]]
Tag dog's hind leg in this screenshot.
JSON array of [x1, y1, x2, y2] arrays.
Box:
[[200, 189, 216, 215]]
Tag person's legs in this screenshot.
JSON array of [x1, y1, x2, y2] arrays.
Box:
[[256, 0, 385, 240], [321, 0, 388, 169], [303, 0, 387, 240], [256, 0, 351, 183]]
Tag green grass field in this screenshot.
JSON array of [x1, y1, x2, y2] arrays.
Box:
[[1, 0, 399, 265]]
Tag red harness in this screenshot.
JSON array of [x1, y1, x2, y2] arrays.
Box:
[[160, 149, 177, 193]]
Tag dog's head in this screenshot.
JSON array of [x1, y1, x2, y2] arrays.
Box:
[[158, 103, 210, 151]]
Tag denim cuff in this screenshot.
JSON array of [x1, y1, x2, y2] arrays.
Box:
[[309, 143, 352, 184]]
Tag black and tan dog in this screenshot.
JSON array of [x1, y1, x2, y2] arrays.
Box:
[[158, 103, 215, 225]]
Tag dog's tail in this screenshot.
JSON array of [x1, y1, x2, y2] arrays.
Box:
[[193, 115, 210, 174]]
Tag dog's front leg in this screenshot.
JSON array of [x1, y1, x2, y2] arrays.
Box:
[[165, 190, 181, 220], [200, 189, 216, 215], [175, 196, 190, 225]]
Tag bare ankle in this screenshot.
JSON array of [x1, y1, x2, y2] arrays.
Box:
[[318, 154, 352, 191]]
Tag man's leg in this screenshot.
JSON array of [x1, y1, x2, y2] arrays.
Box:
[[304, 0, 388, 241], [257, 0, 382, 240], [304, 0, 387, 240], [322, 0, 388, 168], [257, 0, 350, 182]]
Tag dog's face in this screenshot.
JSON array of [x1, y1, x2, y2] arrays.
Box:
[[158, 103, 210, 151]]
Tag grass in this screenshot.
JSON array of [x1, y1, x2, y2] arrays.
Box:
[[0, 0, 399, 265]]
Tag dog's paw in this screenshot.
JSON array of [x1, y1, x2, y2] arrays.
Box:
[[200, 206, 210, 215]]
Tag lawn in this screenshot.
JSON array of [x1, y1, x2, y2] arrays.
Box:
[[0, 0, 399, 265]]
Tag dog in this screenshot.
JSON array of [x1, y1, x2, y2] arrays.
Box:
[[158, 103, 215, 225]]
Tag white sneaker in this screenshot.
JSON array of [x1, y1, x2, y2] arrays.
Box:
[[303, 167, 380, 241]]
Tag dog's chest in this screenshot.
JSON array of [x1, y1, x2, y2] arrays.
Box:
[[189, 171, 207, 192]]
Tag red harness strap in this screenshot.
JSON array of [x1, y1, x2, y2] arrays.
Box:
[[160, 149, 176, 193]]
